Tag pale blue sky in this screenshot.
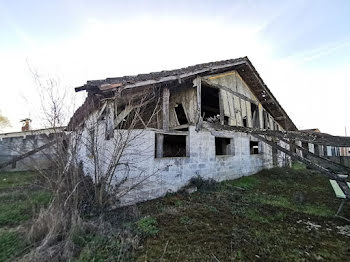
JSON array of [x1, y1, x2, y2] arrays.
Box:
[[0, 0, 349, 135]]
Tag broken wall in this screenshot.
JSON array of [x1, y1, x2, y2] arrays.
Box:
[[202, 71, 283, 131], [169, 85, 197, 127]]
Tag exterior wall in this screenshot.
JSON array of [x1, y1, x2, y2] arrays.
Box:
[[77, 125, 289, 206], [0, 133, 54, 171]]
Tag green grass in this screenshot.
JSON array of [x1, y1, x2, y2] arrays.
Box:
[[1, 167, 350, 261], [230, 175, 258, 189], [0, 171, 51, 261], [0, 171, 36, 190], [131, 166, 350, 261], [292, 161, 307, 170], [0, 230, 28, 262], [0, 191, 51, 226]]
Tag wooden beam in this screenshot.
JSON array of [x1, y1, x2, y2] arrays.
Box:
[[204, 122, 350, 147], [275, 116, 286, 121], [261, 99, 274, 104], [147, 128, 189, 136], [97, 102, 107, 120], [194, 77, 202, 131], [114, 105, 133, 128], [170, 124, 190, 130]]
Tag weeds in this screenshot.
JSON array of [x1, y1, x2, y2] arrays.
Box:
[[135, 216, 159, 237]]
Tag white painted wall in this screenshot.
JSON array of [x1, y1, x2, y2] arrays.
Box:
[[77, 123, 289, 206]]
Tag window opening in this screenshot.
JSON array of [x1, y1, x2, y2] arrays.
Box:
[[224, 116, 229, 125], [242, 116, 247, 127], [250, 141, 259, 154], [155, 134, 187, 158], [314, 144, 320, 156], [302, 142, 309, 150], [215, 137, 232, 155], [201, 86, 220, 120]]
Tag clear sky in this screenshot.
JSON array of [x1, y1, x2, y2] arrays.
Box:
[[0, 0, 349, 135]]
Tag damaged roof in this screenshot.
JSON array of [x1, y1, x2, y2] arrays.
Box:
[[73, 57, 298, 131], [76, 57, 247, 92]]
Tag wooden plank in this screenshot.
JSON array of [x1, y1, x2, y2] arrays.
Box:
[[228, 94, 237, 125], [220, 90, 229, 118], [218, 90, 224, 124], [162, 88, 170, 130], [330, 180, 346, 199], [246, 101, 252, 128], [233, 96, 242, 126]]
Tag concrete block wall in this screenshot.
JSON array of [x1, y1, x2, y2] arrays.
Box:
[[79, 125, 281, 206], [0, 134, 54, 171]]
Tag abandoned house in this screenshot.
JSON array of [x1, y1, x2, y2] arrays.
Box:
[[69, 57, 298, 205]]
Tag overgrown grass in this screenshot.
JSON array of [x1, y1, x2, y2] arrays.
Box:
[[0, 171, 36, 190], [1, 166, 350, 261], [132, 166, 350, 261], [0, 191, 51, 226], [0, 171, 51, 261], [0, 230, 28, 262]]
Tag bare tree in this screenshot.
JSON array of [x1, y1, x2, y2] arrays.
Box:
[[21, 75, 165, 261], [79, 90, 164, 210]]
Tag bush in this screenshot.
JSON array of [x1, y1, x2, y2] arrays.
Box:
[[135, 216, 159, 237]]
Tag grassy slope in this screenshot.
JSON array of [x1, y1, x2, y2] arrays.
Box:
[[0, 171, 51, 262], [1, 166, 350, 261], [132, 165, 350, 261]]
